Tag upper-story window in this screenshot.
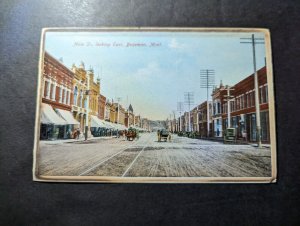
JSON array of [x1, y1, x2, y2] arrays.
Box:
[[259, 84, 268, 104], [241, 95, 244, 109], [79, 90, 83, 107], [249, 92, 253, 107], [73, 86, 78, 106]]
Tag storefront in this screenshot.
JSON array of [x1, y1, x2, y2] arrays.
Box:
[[55, 108, 80, 138], [40, 103, 67, 140], [245, 111, 269, 143], [213, 117, 223, 137], [90, 115, 112, 137]]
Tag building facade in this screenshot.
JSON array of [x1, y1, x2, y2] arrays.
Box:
[[88, 69, 100, 118], [113, 103, 126, 125], [141, 118, 150, 131], [223, 66, 269, 143], [41, 52, 78, 140], [125, 104, 134, 128], [71, 62, 88, 132], [198, 101, 213, 137], [98, 94, 106, 120], [42, 52, 73, 111], [211, 82, 227, 137]]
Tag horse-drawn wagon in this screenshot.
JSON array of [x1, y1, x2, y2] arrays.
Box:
[[125, 128, 138, 141]]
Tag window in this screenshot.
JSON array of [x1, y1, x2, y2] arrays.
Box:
[[249, 92, 253, 107], [59, 87, 62, 103], [44, 81, 49, 98], [213, 103, 216, 115], [241, 95, 244, 109], [247, 93, 250, 108], [261, 111, 269, 141], [63, 88, 67, 104], [73, 86, 78, 105], [79, 90, 83, 107], [217, 102, 221, 114], [259, 86, 263, 104]]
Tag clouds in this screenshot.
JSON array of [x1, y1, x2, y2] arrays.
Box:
[[45, 31, 266, 120], [134, 62, 160, 80], [168, 38, 186, 50]]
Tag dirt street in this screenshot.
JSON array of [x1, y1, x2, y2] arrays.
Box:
[[38, 132, 271, 177]]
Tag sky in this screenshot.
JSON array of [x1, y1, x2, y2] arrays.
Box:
[[45, 31, 266, 120]]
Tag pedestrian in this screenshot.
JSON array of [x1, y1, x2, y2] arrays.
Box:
[[77, 128, 81, 139]]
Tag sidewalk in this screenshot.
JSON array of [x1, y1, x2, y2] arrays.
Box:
[[40, 135, 118, 145]]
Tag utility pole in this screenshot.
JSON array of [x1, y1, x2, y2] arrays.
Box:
[[240, 34, 265, 148], [177, 101, 184, 132], [172, 110, 176, 132], [184, 92, 194, 132], [169, 114, 172, 132], [200, 69, 215, 137]]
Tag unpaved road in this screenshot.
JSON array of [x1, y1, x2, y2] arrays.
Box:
[[38, 132, 271, 177]]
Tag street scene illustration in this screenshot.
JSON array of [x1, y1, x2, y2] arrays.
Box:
[[37, 30, 273, 178]]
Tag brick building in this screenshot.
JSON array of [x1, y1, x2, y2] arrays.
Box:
[[198, 101, 213, 137], [40, 52, 79, 140], [223, 66, 269, 143], [211, 82, 227, 137]]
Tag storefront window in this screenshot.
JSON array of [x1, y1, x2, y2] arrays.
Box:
[[261, 111, 269, 141], [231, 116, 237, 128], [251, 114, 257, 141]]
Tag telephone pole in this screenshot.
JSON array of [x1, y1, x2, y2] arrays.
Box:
[[240, 34, 265, 148], [177, 101, 184, 132], [200, 69, 215, 137], [184, 92, 194, 132]]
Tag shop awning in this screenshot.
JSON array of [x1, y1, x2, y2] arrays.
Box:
[[91, 115, 108, 128], [55, 109, 80, 125], [40, 103, 67, 125], [104, 121, 116, 129]]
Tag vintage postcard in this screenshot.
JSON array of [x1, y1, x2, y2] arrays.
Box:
[[33, 28, 276, 183]]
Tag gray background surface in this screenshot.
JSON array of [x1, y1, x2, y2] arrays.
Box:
[[0, 0, 300, 225]]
